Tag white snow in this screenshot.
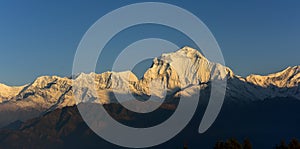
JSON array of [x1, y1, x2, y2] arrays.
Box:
[[0, 46, 299, 126]]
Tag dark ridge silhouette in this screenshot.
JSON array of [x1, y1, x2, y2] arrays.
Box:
[[213, 138, 252, 149], [0, 94, 300, 148], [275, 138, 300, 149]]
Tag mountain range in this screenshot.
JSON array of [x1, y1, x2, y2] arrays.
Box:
[[0, 46, 299, 127]]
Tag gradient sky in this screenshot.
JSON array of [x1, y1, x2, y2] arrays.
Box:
[[0, 0, 299, 85]]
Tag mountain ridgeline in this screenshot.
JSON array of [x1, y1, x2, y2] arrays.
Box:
[[0, 47, 299, 148], [0, 47, 299, 127]]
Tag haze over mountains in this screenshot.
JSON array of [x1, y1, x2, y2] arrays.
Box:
[[0, 46, 299, 127]]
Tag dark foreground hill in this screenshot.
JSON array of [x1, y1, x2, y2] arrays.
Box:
[[0, 96, 299, 149]]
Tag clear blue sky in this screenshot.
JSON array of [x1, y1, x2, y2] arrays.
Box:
[[0, 0, 299, 85]]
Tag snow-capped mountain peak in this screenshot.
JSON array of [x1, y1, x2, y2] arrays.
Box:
[[141, 47, 232, 92], [0, 46, 299, 127], [246, 66, 300, 88], [0, 83, 25, 103]]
